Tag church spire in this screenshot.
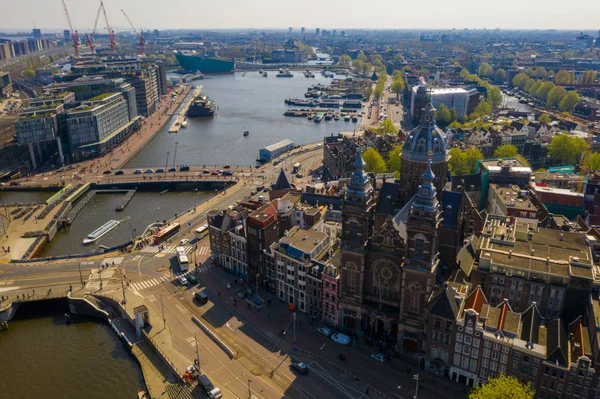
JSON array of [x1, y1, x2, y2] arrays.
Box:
[[415, 154, 438, 208]]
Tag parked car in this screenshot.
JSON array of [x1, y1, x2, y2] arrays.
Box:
[[114, 170, 124, 175], [317, 327, 332, 337], [103, 170, 111, 175], [291, 361, 308, 375], [370, 352, 386, 363], [331, 333, 351, 346], [168, 167, 177, 172], [133, 169, 142, 174], [144, 169, 154, 174], [223, 170, 233, 176], [187, 274, 198, 285], [179, 165, 190, 171], [155, 168, 165, 173], [178, 276, 189, 286]]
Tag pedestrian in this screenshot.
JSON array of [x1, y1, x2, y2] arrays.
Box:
[[2, 246, 5, 253], [7, 246, 10, 253]]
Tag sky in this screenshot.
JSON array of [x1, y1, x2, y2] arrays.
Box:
[[3, 0, 600, 32]]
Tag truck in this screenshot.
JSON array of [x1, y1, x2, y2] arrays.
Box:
[[183, 366, 222, 399]]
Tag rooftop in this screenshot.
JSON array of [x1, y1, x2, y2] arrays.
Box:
[[490, 184, 536, 211], [279, 226, 328, 256]]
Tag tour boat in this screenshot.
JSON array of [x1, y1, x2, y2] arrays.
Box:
[[243, 131, 249, 137], [83, 220, 120, 244], [181, 120, 188, 128]]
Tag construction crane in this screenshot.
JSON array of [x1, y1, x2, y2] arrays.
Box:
[[100, 1, 116, 52], [61, 0, 79, 55], [85, 3, 103, 53], [121, 8, 144, 56]]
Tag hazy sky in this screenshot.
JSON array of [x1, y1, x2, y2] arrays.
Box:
[[4, 0, 600, 31]]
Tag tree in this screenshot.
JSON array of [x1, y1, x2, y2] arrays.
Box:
[[393, 54, 404, 62], [558, 91, 581, 113], [580, 70, 596, 85], [488, 86, 503, 109], [362, 148, 386, 174], [533, 67, 548, 79], [555, 69, 571, 84], [534, 81, 555, 101], [538, 113, 551, 124], [449, 107, 458, 123], [22, 69, 35, 79], [374, 81, 385, 99], [493, 144, 529, 166], [588, 153, 600, 172], [546, 86, 567, 108], [352, 59, 364, 74], [465, 147, 484, 173], [391, 77, 405, 99], [392, 69, 402, 80], [356, 51, 367, 62], [548, 134, 589, 165], [494, 68, 507, 84], [512, 72, 530, 88], [377, 119, 397, 134], [387, 145, 402, 178], [448, 148, 469, 176], [524, 68, 534, 77], [478, 63, 494, 78], [339, 54, 351, 66], [363, 62, 372, 77], [435, 104, 452, 127], [470, 100, 492, 119], [469, 374, 534, 399]]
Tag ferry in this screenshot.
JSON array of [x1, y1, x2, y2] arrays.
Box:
[[314, 112, 324, 123], [83, 220, 120, 244]]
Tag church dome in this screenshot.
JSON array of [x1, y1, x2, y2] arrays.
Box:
[[402, 102, 448, 163]]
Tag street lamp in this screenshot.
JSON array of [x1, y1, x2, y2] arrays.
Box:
[[247, 379, 252, 399], [165, 151, 170, 178], [172, 141, 179, 168]]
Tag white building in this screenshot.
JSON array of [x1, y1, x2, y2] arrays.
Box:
[[411, 87, 469, 119]]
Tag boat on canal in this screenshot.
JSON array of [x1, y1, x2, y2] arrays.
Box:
[[314, 112, 324, 123], [83, 220, 120, 244], [181, 120, 188, 128], [243, 131, 249, 137]]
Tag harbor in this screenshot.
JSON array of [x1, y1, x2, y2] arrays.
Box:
[[168, 85, 203, 133]]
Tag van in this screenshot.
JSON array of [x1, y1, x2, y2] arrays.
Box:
[[198, 375, 222, 399], [194, 291, 208, 305]]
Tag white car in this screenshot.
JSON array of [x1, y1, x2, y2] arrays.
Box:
[[178, 276, 189, 286], [317, 327, 332, 337], [371, 352, 386, 363], [330, 333, 351, 346], [179, 238, 189, 245]]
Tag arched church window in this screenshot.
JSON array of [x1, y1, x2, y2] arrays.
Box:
[[415, 233, 425, 260], [433, 137, 441, 153], [408, 282, 421, 314], [416, 138, 426, 154], [345, 262, 358, 294]]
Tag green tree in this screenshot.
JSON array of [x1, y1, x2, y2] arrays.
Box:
[[533, 67, 548, 79], [391, 69, 402, 80], [465, 147, 484, 173], [435, 104, 452, 127], [548, 134, 589, 165], [391, 77, 405, 99], [538, 113, 551, 124], [494, 68, 507, 84], [478, 63, 494, 78], [352, 59, 364, 74], [469, 374, 534, 399], [524, 68, 534, 77], [374, 81, 385, 99], [546, 86, 567, 108], [363, 62, 372, 77], [488, 86, 503, 109], [470, 100, 492, 119], [448, 148, 469, 176], [339, 54, 351, 66], [387, 145, 402, 178], [449, 107, 458, 123], [555, 69, 571, 84], [494, 144, 519, 158], [356, 51, 368, 62], [534, 81, 556, 101], [580, 70, 596, 85], [22, 69, 35, 79], [393, 54, 404, 62], [377, 119, 397, 134], [588, 153, 600, 172], [512, 72, 530, 88], [558, 91, 581, 113], [362, 148, 386, 174]]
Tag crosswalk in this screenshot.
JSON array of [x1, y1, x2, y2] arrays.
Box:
[[128, 265, 214, 292], [139, 244, 196, 255]]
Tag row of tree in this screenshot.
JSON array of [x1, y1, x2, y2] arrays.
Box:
[[362, 146, 402, 178], [512, 72, 581, 113]]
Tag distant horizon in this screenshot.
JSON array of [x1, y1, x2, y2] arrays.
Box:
[[4, 0, 600, 32]]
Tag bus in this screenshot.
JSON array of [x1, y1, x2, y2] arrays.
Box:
[[154, 222, 181, 245], [176, 246, 189, 271], [292, 163, 301, 173], [195, 223, 209, 239]]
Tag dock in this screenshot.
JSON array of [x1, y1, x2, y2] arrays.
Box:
[[169, 85, 202, 133], [115, 189, 136, 211]]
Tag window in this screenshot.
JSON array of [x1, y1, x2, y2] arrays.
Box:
[[551, 369, 557, 377], [415, 237, 424, 259], [472, 348, 479, 359], [473, 338, 480, 348], [445, 321, 452, 332], [464, 336, 472, 345], [544, 367, 549, 376], [455, 343, 462, 353], [456, 333, 463, 343], [463, 346, 470, 356]]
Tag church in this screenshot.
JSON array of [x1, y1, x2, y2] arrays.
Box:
[[337, 102, 449, 357]]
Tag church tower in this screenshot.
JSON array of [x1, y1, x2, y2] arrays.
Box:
[[398, 157, 443, 353], [399, 100, 449, 205], [338, 148, 376, 330]]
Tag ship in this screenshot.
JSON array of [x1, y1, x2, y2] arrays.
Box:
[[175, 51, 235, 74], [187, 95, 215, 118], [83, 220, 120, 245]]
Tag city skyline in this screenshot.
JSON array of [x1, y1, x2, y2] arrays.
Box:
[[3, 0, 600, 31]]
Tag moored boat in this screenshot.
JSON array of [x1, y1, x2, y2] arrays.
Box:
[[243, 131, 249, 137]]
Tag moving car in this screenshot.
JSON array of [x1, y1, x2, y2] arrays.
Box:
[[223, 164, 231, 169], [331, 333, 351, 346], [291, 361, 308, 375], [211, 171, 219, 175], [179, 165, 190, 171], [155, 168, 165, 173], [187, 274, 198, 285], [370, 352, 386, 363], [168, 167, 177, 172], [203, 169, 211, 174], [178, 276, 189, 286], [114, 170, 124, 175], [179, 239, 189, 245], [103, 170, 111, 175], [144, 169, 154, 174], [317, 327, 332, 337], [133, 169, 142, 174]]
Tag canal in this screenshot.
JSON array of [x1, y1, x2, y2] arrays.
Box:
[[0, 300, 143, 399], [126, 71, 358, 168], [38, 191, 213, 257], [0, 190, 54, 204]]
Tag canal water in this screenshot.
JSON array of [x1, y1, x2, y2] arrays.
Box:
[[0, 300, 143, 399], [38, 191, 213, 257], [125, 71, 358, 168], [0, 190, 54, 204]]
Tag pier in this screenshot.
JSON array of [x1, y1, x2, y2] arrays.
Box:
[[115, 189, 136, 211], [168, 85, 202, 133]]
